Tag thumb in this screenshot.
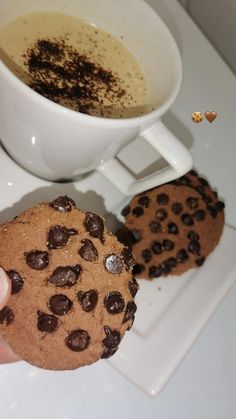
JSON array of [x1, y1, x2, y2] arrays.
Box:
[[0, 267, 11, 310]]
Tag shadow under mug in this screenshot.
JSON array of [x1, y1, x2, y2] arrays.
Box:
[[0, 0, 193, 195]]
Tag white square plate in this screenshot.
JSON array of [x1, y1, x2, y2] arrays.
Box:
[[109, 224, 236, 396], [1, 141, 236, 401]]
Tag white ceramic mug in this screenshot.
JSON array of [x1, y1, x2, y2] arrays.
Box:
[[0, 0, 192, 194]]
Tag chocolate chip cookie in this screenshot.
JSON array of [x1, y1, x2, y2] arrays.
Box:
[[0, 196, 138, 370], [117, 170, 225, 279]]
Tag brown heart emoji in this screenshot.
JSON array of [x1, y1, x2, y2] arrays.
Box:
[[205, 111, 217, 123]]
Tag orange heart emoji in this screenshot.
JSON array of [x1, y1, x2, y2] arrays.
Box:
[[205, 111, 217, 123]]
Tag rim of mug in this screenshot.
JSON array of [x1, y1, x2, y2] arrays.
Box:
[[0, 8, 182, 128]]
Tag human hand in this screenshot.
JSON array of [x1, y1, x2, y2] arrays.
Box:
[[0, 267, 20, 363]]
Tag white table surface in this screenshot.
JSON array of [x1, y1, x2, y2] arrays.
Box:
[[1, 0, 236, 418]]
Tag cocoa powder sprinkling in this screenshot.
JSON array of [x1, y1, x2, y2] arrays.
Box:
[[24, 38, 126, 116]]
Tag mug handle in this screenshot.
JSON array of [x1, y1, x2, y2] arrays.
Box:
[[98, 120, 193, 195]]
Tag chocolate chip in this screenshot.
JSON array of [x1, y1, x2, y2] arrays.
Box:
[[157, 193, 169, 205], [171, 202, 183, 215], [187, 231, 200, 241], [162, 239, 175, 251], [37, 311, 58, 333], [213, 190, 218, 198], [189, 169, 198, 177], [207, 205, 217, 218], [79, 239, 98, 262], [171, 180, 182, 186], [188, 240, 200, 255], [103, 326, 121, 350], [121, 205, 130, 216], [155, 208, 167, 221], [194, 209, 206, 221], [66, 330, 90, 352], [104, 291, 125, 314], [101, 346, 118, 359], [78, 290, 98, 312], [179, 175, 191, 185], [122, 247, 135, 269], [181, 213, 194, 226], [104, 254, 124, 274], [162, 263, 171, 274], [50, 196, 76, 212], [128, 277, 139, 297], [198, 177, 209, 186], [49, 265, 81, 287], [7, 270, 24, 294], [149, 221, 161, 233], [47, 225, 77, 249], [186, 197, 199, 209], [195, 256, 205, 266], [116, 227, 135, 247], [148, 265, 162, 278], [141, 249, 152, 263], [132, 206, 144, 217], [202, 194, 212, 204], [176, 249, 189, 263], [132, 264, 145, 275], [216, 201, 225, 211], [195, 185, 205, 195], [123, 301, 137, 323], [0, 306, 14, 325], [167, 222, 179, 234], [84, 212, 104, 242], [131, 229, 141, 242], [164, 257, 177, 269], [137, 195, 150, 208], [26, 250, 49, 270], [151, 241, 163, 255], [49, 294, 72, 315]]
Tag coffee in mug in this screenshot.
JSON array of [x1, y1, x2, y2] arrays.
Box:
[[0, 11, 153, 119]]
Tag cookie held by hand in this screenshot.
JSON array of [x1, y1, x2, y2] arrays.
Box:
[[117, 170, 225, 279], [0, 196, 138, 370]]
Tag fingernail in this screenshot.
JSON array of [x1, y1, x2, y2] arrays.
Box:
[[0, 267, 11, 309]]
